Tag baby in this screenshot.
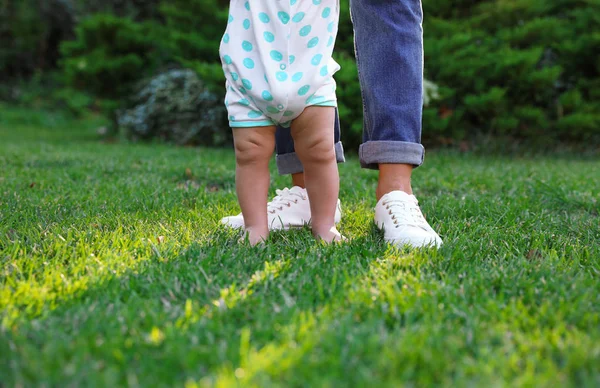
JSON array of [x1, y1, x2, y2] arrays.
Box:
[[220, 0, 342, 245]]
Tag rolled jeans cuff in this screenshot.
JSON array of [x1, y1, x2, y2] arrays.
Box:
[[276, 141, 346, 175], [359, 140, 425, 170]]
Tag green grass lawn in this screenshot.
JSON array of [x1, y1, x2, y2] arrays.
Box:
[[1, 106, 599, 387]]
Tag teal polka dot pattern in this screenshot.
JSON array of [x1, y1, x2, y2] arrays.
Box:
[[299, 25, 312, 37], [242, 40, 253, 52], [278, 11, 290, 24], [258, 12, 270, 23], [311, 54, 323, 66], [298, 85, 310, 96], [262, 90, 273, 101], [220, 0, 341, 126], [270, 50, 283, 62], [292, 12, 305, 23], [263, 31, 275, 42], [242, 79, 252, 90], [308, 37, 319, 48]]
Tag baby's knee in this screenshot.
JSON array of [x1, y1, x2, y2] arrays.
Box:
[[234, 135, 273, 166], [298, 135, 336, 165]]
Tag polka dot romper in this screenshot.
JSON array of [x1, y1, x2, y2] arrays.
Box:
[[220, 0, 340, 128]]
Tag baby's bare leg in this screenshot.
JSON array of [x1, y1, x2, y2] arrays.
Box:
[[290, 106, 341, 242], [232, 126, 276, 245]]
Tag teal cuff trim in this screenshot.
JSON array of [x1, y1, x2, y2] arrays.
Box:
[[311, 100, 337, 107], [230, 120, 275, 128]]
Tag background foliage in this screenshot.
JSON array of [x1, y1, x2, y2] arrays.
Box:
[[1, 0, 598, 148], [116, 68, 228, 146]]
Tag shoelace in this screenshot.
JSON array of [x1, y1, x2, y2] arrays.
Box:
[[382, 198, 428, 229], [267, 188, 307, 214]]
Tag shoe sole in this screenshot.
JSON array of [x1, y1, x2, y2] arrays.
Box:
[[384, 237, 442, 249]]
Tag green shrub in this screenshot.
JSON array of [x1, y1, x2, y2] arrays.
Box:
[[60, 14, 166, 100], [159, 0, 228, 63], [0, 0, 75, 83], [423, 0, 600, 143], [5, 0, 600, 147], [50, 87, 95, 116], [72, 0, 162, 20], [116, 68, 228, 146], [58, 1, 227, 134]]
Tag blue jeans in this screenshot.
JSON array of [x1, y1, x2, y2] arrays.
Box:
[[275, 0, 425, 175]]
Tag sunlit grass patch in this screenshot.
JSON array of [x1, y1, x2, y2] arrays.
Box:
[[1, 108, 599, 386]]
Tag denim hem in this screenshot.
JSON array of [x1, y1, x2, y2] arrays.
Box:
[[276, 141, 346, 175], [359, 140, 425, 170]]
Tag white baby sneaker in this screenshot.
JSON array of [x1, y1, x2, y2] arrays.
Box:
[[221, 186, 342, 230]]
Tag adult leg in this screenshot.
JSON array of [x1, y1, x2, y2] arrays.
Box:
[[351, 0, 424, 190], [275, 108, 346, 178], [351, 0, 442, 247], [275, 127, 306, 188]]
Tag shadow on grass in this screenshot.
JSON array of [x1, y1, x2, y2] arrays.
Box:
[[2, 224, 410, 385], [3, 209, 599, 386]]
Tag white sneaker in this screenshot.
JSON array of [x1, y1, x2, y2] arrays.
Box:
[[221, 186, 342, 230], [374, 190, 443, 248]]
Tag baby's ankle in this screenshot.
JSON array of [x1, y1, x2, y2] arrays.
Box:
[[243, 226, 269, 246], [312, 225, 343, 243]]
